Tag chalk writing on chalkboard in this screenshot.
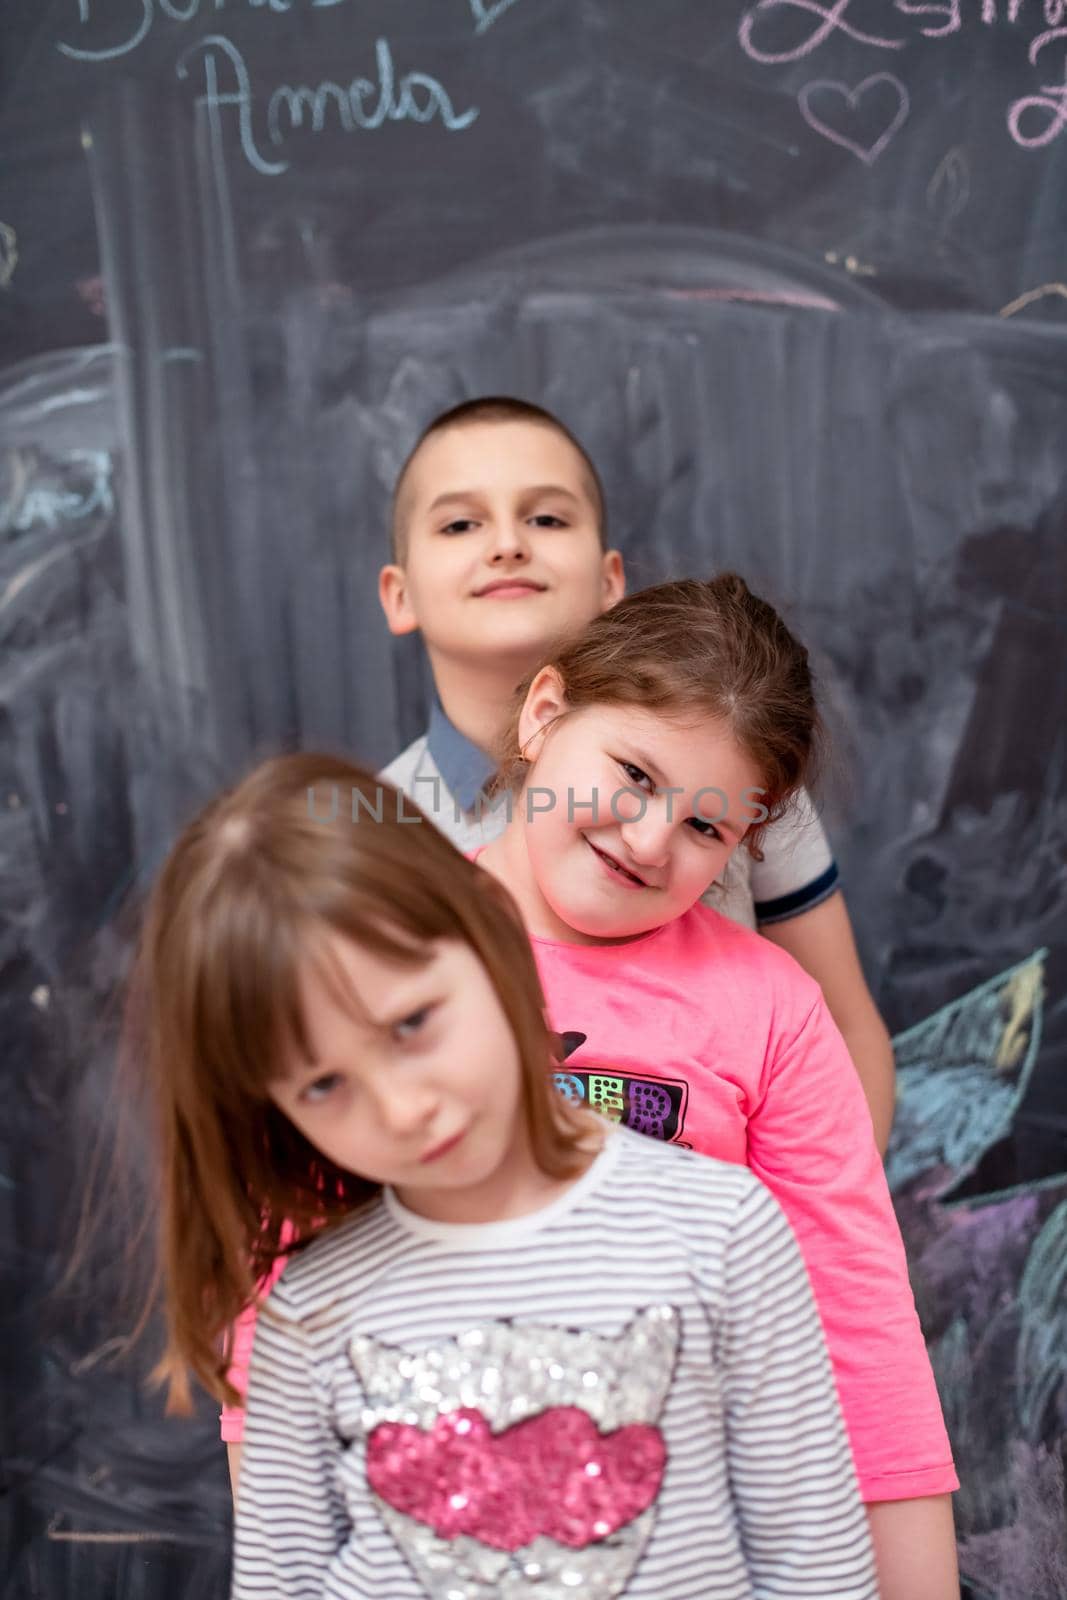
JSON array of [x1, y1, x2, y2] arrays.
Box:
[[57, 14, 479, 177], [738, 1, 1067, 153], [1010, 27, 1067, 148], [57, 0, 511, 60], [469, 0, 522, 34], [175, 35, 477, 177], [50, 2, 1067, 191]]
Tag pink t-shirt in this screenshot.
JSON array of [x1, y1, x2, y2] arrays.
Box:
[[531, 903, 956, 1504], [223, 902, 957, 1504], [222, 1263, 285, 1444]]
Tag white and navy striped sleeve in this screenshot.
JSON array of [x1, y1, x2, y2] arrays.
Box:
[[750, 788, 840, 926], [717, 1180, 879, 1599], [231, 1290, 350, 1599]]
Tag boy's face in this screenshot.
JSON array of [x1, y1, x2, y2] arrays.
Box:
[[379, 420, 624, 671]]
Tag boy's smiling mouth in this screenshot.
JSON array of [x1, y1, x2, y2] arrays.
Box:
[[586, 838, 651, 890], [472, 578, 548, 598]]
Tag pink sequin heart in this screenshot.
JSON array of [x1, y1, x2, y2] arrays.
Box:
[[367, 1405, 665, 1551]]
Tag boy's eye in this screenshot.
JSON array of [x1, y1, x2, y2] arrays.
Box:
[[686, 815, 723, 842], [528, 514, 566, 528], [619, 761, 654, 792], [441, 518, 478, 535], [299, 1072, 343, 1105], [393, 1005, 433, 1041]]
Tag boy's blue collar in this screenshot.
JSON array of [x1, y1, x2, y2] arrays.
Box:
[[426, 700, 497, 812]]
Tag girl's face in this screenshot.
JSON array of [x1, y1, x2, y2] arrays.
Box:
[[510, 672, 767, 943], [269, 935, 534, 1224]]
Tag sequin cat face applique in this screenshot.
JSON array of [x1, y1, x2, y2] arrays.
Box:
[[349, 1307, 679, 1598]]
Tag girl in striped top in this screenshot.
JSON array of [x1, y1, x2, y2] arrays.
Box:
[[135, 750, 876, 1599]]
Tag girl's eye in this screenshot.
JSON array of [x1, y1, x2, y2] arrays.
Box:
[[300, 1072, 343, 1106], [529, 514, 566, 528], [686, 815, 723, 842], [441, 518, 478, 535], [619, 761, 654, 792], [393, 1005, 433, 1041]]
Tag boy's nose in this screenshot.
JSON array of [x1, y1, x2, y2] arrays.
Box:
[[487, 518, 531, 561]]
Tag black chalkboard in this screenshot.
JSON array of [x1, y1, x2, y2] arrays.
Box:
[[3, 6, 1067, 1599]]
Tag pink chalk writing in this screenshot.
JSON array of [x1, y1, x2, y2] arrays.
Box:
[[740, 0, 1067, 158], [798, 73, 911, 164], [895, 1, 961, 40], [1008, 27, 1067, 146], [738, 0, 904, 66]]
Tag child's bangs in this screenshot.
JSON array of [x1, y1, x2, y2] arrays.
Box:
[[204, 913, 314, 1105], [265, 907, 439, 1082], [198, 809, 472, 1101]]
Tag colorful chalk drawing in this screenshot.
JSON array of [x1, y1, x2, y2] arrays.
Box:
[[886, 948, 1048, 1201], [886, 952, 1067, 1597], [916, 1186, 1067, 1600], [1016, 1199, 1067, 1441]]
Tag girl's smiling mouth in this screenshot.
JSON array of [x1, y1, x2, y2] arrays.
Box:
[[586, 838, 650, 890]]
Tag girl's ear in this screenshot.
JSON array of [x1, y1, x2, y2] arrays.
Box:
[[517, 667, 568, 761]]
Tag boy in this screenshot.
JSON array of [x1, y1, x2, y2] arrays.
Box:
[[378, 397, 895, 1150]]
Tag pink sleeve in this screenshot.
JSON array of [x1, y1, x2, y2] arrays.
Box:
[[748, 993, 958, 1503], [220, 1256, 288, 1443]]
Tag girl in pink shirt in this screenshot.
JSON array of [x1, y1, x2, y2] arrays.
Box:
[[474, 573, 959, 1600]]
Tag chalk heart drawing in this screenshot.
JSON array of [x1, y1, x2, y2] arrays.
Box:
[[799, 74, 910, 165]]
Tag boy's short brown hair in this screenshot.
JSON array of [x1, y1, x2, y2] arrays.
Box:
[[390, 396, 608, 563]]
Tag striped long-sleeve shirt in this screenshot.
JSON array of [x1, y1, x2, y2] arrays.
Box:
[[232, 1127, 878, 1600]]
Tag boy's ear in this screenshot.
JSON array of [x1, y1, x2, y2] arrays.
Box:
[[517, 667, 568, 760], [378, 565, 419, 636], [600, 549, 625, 610]]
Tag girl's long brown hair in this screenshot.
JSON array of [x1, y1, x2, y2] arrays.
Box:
[[495, 573, 821, 859], [130, 753, 588, 1411]]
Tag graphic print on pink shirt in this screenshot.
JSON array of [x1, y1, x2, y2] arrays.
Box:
[[551, 1030, 691, 1145]]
